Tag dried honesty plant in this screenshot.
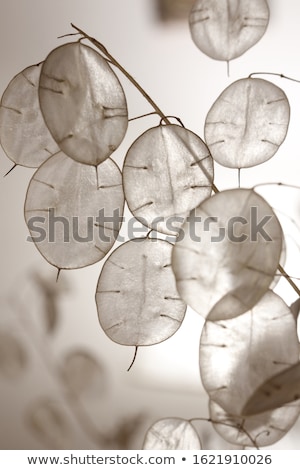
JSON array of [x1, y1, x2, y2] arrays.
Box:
[[39, 42, 128, 166], [2, 0, 300, 450], [143, 418, 201, 450], [172, 189, 283, 320], [0, 64, 59, 168], [24, 153, 124, 269], [204, 78, 290, 169], [123, 124, 214, 235], [189, 0, 269, 63]]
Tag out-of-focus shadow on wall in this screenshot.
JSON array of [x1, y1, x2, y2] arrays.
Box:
[[0, 269, 227, 450], [155, 0, 195, 22]]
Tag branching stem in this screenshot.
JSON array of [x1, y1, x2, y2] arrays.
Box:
[[71, 24, 170, 126], [248, 72, 300, 83], [189, 417, 259, 449], [70, 24, 300, 296], [70, 24, 220, 193]]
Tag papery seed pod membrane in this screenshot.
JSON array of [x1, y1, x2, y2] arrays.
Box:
[[123, 124, 213, 235], [242, 361, 300, 416], [96, 238, 186, 346], [0, 64, 59, 167], [204, 78, 290, 168], [172, 189, 283, 320], [39, 42, 128, 166], [200, 291, 299, 417], [189, 0, 269, 62], [24, 152, 124, 269], [210, 399, 300, 448], [143, 418, 201, 450]]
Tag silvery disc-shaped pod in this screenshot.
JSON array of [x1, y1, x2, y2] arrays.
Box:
[[199, 291, 299, 417], [172, 188, 283, 321], [38, 42, 128, 166], [123, 124, 214, 235], [96, 238, 186, 346], [24, 152, 124, 269], [204, 78, 290, 168], [143, 418, 201, 450], [0, 64, 59, 167], [209, 399, 300, 448], [189, 0, 269, 62]]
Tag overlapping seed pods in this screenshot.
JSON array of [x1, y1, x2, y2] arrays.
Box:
[[24, 153, 124, 269], [204, 78, 290, 168], [172, 189, 283, 321], [0, 63, 59, 167], [95, 238, 186, 347], [123, 124, 214, 235], [39, 42, 128, 166]]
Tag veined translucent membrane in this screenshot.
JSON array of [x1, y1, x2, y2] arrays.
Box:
[[204, 78, 290, 168], [0, 64, 59, 167], [96, 238, 186, 346], [200, 291, 299, 417], [189, 0, 269, 61], [39, 42, 128, 166], [243, 361, 300, 416], [143, 418, 201, 450], [123, 124, 213, 235], [210, 399, 300, 448], [24, 152, 124, 269], [172, 189, 282, 320]]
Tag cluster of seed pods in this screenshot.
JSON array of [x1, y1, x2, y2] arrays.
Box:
[[1, 0, 300, 450]]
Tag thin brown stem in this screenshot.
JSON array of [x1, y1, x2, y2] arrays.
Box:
[[274, 273, 300, 281], [278, 265, 300, 296], [248, 72, 300, 84], [70, 24, 300, 297], [71, 24, 170, 125], [190, 417, 259, 449], [128, 111, 159, 122], [70, 24, 220, 194]]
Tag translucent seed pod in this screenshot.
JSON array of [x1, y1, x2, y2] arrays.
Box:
[[39, 42, 128, 166], [204, 78, 290, 168], [123, 124, 213, 235], [24, 152, 124, 269], [0, 64, 59, 167], [96, 238, 186, 347], [189, 0, 269, 62], [143, 418, 201, 450], [172, 189, 283, 320], [200, 291, 299, 417]]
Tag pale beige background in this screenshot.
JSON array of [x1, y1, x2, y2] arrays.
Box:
[[0, 0, 300, 450]]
